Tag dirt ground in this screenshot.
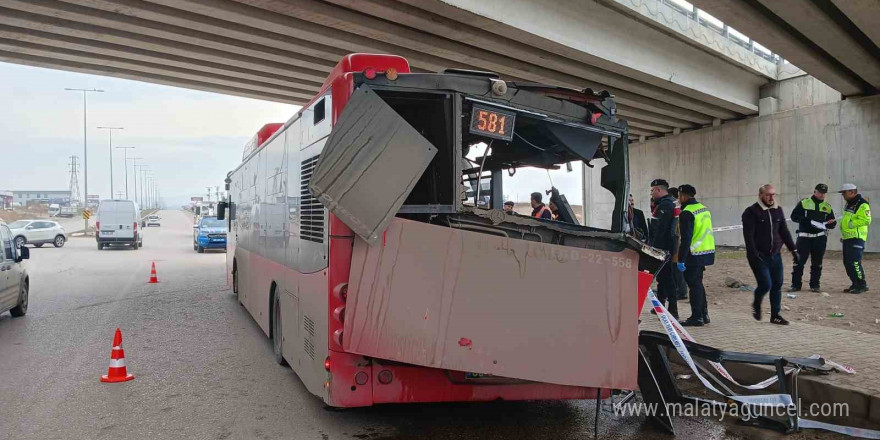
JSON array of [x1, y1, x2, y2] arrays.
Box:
[[0, 206, 50, 223], [696, 248, 880, 335]]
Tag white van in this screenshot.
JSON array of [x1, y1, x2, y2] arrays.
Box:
[[96, 200, 143, 250]]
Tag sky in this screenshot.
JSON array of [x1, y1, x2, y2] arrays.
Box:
[[0, 61, 586, 209], [0, 62, 298, 208]]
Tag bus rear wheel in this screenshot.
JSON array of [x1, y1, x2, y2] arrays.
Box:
[[272, 291, 287, 366]]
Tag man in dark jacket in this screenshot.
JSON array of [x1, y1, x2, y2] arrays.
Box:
[[530, 192, 552, 219], [668, 187, 688, 301], [742, 184, 798, 325], [648, 179, 679, 318], [629, 194, 649, 241], [677, 185, 715, 326], [789, 183, 836, 292]]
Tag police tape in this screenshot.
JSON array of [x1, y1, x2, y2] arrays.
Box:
[[647, 290, 793, 408], [712, 216, 843, 233], [799, 419, 880, 439], [647, 290, 879, 438], [712, 224, 745, 232], [660, 301, 853, 389], [712, 218, 793, 233]]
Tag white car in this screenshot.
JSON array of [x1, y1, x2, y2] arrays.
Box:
[[7, 220, 68, 248], [0, 220, 30, 317], [146, 215, 161, 227]]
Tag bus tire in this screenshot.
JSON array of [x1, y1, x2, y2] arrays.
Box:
[[272, 289, 288, 366], [232, 262, 239, 297]]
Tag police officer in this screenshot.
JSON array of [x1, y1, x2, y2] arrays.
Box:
[[839, 183, 872, 294], [676, 185, 715, 326], [503, 200, 516, 215], [648, 179, 679, 318], [789, 184, 837, 292]]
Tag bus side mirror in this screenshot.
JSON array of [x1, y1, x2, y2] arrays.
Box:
[[217, 201, 227, 221]]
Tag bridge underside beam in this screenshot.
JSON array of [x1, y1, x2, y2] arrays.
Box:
[[690, 0, 880, 96], [0, 0, 776, 138]]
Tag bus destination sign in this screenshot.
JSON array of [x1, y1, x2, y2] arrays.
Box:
[[469, 104, 515, 141]]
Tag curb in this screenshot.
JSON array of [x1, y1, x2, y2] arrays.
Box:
[[662, 346, 879, 423]]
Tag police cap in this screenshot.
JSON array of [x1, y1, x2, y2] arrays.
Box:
[[678, 184, 696, 196], [650, 179, 669, 189], [814, 183, 828, 193]]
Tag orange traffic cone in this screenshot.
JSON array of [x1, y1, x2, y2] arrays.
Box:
[[148, 262, 159, 283], [100, 328, 135, 383]]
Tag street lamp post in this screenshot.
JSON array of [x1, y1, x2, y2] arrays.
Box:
[[65, 88, 103, 231], [116, 146, 135, 199], [129, 158, 143, 205], [97, 126, 123, 199], [141, 169, 151, 208]]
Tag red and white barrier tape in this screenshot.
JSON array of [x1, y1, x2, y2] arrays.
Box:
[[647, 289, 879, 438]]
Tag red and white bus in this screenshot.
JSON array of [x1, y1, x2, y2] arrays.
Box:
[[223, 54, 662, 407]]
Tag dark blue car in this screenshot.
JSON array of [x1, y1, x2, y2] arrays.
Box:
[[193, 216, 227, 253]]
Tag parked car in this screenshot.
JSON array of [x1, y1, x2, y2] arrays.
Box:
[[7, 220, 68, 248], [96, 200, 143, 250], [0, 220, 30, 317], [193, 216, 227, 253], [146, 215, 161, 227]]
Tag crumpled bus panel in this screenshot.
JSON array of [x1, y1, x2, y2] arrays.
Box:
[[343, 218, 640, 389]]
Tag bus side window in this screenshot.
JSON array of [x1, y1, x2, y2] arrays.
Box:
[[302, 94, 332, 149]]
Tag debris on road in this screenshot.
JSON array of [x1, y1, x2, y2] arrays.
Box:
[[724, 277, 743, 288], [829, 312, 845, 318]]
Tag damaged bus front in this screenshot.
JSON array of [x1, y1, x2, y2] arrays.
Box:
[[310, 65, 665, 396], [224, 54, 665, 408]]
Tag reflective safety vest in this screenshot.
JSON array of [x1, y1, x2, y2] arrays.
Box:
[[801, 197, 833, 215], [533, 206, 551, 219], [841, 197, 871, 241], [683, 202, 715, 256]]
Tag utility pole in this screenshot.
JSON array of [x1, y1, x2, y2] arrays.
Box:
[[97, 126, 123, 199], [116, 146, 135, 199], [65, 88, 103, 231]]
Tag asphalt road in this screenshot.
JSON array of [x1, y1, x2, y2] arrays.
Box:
[[0, 210, 834, 440]]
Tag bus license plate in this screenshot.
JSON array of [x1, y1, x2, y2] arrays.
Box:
[[465, 372, 496, 380]]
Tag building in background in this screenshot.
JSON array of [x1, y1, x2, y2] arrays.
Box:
[[13, 190, 71, 206], [0, 190, 12, 209]]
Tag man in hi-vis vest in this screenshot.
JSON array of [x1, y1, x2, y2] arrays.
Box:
[[789, 183, 836, 292], [839, 183, 872, 294], [676, 184, 715, 327]]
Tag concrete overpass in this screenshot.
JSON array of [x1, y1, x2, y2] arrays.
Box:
[[691, 0, 880, 97], [0, 0, 785, 141]]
